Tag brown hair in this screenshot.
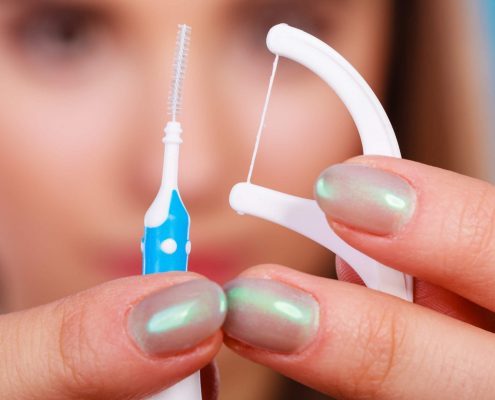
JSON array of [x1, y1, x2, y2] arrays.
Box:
[[388, 0, 491, 179]]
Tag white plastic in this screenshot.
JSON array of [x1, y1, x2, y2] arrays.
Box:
[[145, 123, 203, 400], [230, 24, 413, 302], [147, 373, 202, 400], [145, 122, 182, 228]]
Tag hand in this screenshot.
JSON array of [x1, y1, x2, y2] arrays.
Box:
[[0, 273, 225, 400], [222, 156, 495, 399]]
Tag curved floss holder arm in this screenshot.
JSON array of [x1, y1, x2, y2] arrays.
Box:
[[229, 24, 413, 302]]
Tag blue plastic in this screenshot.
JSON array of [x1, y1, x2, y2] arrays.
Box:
[[142, 190, 191, 274]]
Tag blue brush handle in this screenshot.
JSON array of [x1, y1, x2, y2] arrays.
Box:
[[141, 188, 199, 400], [142, 190, 191, 274]]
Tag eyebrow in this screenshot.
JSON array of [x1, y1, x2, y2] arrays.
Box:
[[235, 0, 344, 8], [230, 0, 347, 18], [0, 0, 100, 4], [0, 0, 106, 9], [0, 0, 115, 21]]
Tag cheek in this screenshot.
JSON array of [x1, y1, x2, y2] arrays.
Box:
[[0, 74, 132, 168], [259, 83, 362, 197], [0, 70, 138, 248]]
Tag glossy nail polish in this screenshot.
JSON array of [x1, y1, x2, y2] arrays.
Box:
[[223, 278, 319, 353], [315, 164, 416, 235], [128, 279, 226, 356]]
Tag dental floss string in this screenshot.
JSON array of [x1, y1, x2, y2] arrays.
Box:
[[247, 55, 279, 183]]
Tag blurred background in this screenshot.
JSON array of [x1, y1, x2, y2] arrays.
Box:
[[483, 0, 495, 70], [480, 0, 495, 179]]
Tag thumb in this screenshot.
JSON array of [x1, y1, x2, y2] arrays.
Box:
[[0, 274, 226, 400]]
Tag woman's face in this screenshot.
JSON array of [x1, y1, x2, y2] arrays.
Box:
[[0, 0, 392, 310]]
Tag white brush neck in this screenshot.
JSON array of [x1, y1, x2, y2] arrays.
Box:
[[162, 121, 183, 189]]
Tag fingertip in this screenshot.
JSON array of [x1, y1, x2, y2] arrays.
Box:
[[57, 275, 225, 398], [127, 279, 226, 357], [235, 263, 317, 284]]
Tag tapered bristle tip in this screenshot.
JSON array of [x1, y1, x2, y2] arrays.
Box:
[[168, 24, 191, 120]]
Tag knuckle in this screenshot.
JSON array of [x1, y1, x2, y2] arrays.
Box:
[[345, 305, 408, 399], [447, 184, 495, 281], [0, 312, 37, 395], [53, 295, 102, 395]]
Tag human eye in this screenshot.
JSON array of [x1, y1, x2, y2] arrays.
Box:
[[5, 2, 110, 67]]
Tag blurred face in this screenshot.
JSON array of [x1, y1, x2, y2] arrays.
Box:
[[0, 0, 392, 310]]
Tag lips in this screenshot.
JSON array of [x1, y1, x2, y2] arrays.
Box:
[[188, 250, 239, 284], [102, 244, 239, 284], [103, 250, 142, 278]]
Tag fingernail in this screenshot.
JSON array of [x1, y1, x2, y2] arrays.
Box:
[[128, 279, 226, 356], [315, 164, 416, 235], [223, 278, 319, 353]]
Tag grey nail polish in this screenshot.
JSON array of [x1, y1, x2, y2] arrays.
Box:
[[315, 164, 416, 235], [128, 279, 226, 356], [223, 278, 319, 353]]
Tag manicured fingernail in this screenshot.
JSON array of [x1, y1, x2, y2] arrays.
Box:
[[128, 279, 226, 356], [315, 164, 416, 235], [223, 278, 319, 353]]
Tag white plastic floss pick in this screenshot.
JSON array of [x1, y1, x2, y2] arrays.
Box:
[[230, 24, 413, 302]]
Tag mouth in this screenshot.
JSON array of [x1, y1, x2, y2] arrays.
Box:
[[188, 250, 239, 284], [102, 244, 239, 284], [102, 248, 142, 278]]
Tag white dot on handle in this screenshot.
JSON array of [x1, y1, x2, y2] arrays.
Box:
[[161, 239, 178, 255], [185, 241, 191, 255]]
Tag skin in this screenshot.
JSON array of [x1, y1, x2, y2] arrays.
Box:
[[3, 0, 493, 399], [226, 157, 495, 399]]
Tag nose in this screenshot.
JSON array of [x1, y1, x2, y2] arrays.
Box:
[[132, 36, 229, 212], [175, 38, 234, 209], [178, 49, 223, 205]]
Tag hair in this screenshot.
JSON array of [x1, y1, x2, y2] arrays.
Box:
[[280, 1, 491, 398], [388, 0, 491, 179]]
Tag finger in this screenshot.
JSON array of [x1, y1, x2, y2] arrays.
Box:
[[335, 255, 364, 285], [0, 274, 226, 400], [336, 256, 495, 331], [315, 156, 495, 310], [223, 265, 495, 399]]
